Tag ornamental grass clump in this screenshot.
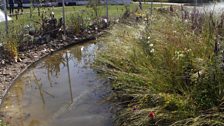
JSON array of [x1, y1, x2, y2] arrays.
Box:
[[95, 7, 224, 126], [2, 27, 20, 62], [144, 8, 224, 124], [3, 38, 18, 62]]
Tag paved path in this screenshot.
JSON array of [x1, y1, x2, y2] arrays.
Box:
[[133, 2, 185, 6]]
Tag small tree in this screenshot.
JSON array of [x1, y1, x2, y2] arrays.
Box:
[[88, 0, 101, 17]]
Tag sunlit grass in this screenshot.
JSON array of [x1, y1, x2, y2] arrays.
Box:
[[0, 3, 165, 59], [0, 3, 165, 36], [95, 8, 224, 126]]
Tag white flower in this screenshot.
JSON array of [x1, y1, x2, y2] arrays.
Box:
[[24, 25, 30, 29], [187, 49, 192, 52], [103, 18, 108, 23], [150, 49, 155, 53], [149, 43, 154, 47], [147, 40, 150, 44], [179, 54, 184, 57], [175, 51, 180, 55], [148, 36, 151, 39]]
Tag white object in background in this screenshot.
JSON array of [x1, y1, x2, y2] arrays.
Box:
[[0, 10, 12, 22]]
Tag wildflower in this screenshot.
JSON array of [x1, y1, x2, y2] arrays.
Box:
[[175, 51, 179, 55], [24, 25, 30, 29], [150, 49, 155, 53], [103, 18, 108, 23], [179, 54, 184, 58], [187, 49, 192, 52], [149, 43, 154, 47], [148, 111, 155, 120], [148, 36, 151, 39], [132, 105, 138, 112]]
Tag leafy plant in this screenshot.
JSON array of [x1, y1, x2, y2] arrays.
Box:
[[87, 0, 101, 18]]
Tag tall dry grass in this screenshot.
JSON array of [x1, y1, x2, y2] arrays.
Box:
[[95, 7, 224, 126]]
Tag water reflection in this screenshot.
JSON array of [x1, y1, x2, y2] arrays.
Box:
[[69, 46, 83, 62], [40, 52, 65, 77], [0, 42, 112, 126], [40, 45, 85, 73], [28, 120, 40, 126], [65, 51, 73, 103]]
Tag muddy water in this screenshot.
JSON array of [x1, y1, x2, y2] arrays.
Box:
[[0, 42, 112, 126]]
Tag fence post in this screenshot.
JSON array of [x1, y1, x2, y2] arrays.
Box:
[[106, 0, 108, 19], [139, 0, 142, 10], [30, 0, 32, 18], [16, 11, 18, 20], [150, 0, 153, 15], [38, 6, 40, 16], [62, 0, 66, 35], [3, 0, 8, 34]]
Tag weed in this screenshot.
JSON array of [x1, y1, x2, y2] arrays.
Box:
[[67, 13, 85, 34]]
